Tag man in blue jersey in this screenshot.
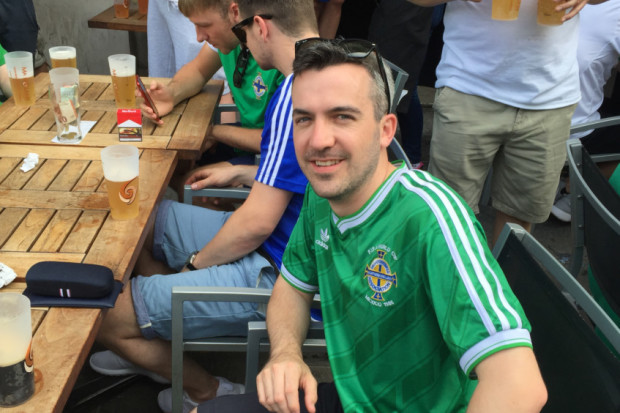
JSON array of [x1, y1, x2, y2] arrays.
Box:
[[90, 1, 319, 412], [198, 39, 547, 413]]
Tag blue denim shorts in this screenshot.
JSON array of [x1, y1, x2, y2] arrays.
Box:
[[132, 200, 276, 340]]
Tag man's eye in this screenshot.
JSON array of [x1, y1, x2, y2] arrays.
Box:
[[294, 116, 311, 124], [336, 114, 353, 121]]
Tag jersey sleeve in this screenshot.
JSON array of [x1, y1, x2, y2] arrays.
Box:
[[255, 74, 308, 195], [413, 172, 533, 376], [281, 186, 319, 293]]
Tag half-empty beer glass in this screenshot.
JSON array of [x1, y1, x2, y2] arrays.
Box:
[[108, 54, 136, 108], [5, 51, 36, 106]]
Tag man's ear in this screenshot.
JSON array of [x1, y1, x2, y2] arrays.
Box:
[[255, 15, 270, 42], [379, 113, 398, 149], [229, 2, 240, 23]]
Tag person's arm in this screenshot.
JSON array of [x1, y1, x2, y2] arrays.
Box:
[[185, 163, 257, 189], [467, 347, 547, 412], [210, 124, 263, 153], [142, 44, 222, 124], [0, 64, 11, 98], [189, 181, 293, 269], [316, 0, 345, 39], [257, 277, 317, 413]]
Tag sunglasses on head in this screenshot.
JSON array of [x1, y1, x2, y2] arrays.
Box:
[[231, 14, 273, 45], [294, 38, 391, 114]]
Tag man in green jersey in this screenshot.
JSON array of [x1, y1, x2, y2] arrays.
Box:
[[141, 0, 284, 182], [197, 40, 548, 413]]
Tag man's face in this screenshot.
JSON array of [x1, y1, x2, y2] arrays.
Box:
[[232, 15, 274, 71], [292, 64, 391, 207], [188, 7, 239, 54]]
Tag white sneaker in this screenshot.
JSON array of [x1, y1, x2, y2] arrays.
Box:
[[157, 377, 245, 413], [551, 190, 571, 222], [89, 350, 169, 384]]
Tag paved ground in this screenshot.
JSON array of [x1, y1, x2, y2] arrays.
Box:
[[64, 87, 583, 412]]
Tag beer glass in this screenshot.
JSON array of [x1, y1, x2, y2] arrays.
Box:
[[537, 0, 564, 25], [108, 54, 136, 108], [0, 293, 34, 407], [101, 145, 140, 220], [492, 0, 521, 20], [5, 51, 36, 106], [49, 46, 77, 68], [49, 67, 83, 143], [114, 0, 130, 18], [138, 0, 149, 15]]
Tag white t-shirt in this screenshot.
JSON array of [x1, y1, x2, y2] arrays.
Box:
[[436, 0, 580, 110], [570, 2, 620, 139]]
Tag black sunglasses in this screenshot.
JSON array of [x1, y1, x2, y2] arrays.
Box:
[[231, 14, 273, 45], [233, 46, 250, 88], [295, 38, 391, 114]]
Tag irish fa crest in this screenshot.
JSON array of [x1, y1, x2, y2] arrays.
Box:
[[253, 74, 267, 98], [364, 250, 397, 301]]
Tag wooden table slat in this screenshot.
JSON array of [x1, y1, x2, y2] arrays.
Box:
[[0, 207, 29, 247], [23, 159, 68, 191], [1, 208, 56, 252], [48, 160, 91, 192], [30, 209, 83, 252], [61, 210, 108, 254]]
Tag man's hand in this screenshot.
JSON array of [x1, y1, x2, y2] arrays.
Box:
[[558, 0, 589, 21], [257, 352, 318, 413], [185, 164, 251, 191], [139, 80, 175, 125]]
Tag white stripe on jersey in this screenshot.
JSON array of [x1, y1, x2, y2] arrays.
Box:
[[257, 74, 293, 186], [335, 165, 406, 234], [401, 170, 522, 334], [281, 263, 319, 293], [460, 328, 532, 373], [416, 172, 524, 330]]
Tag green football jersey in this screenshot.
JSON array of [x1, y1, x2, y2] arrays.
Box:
[[281, 163, 533, 412], [219, 46, 284, 129]]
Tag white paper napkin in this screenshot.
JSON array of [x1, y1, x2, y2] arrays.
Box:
[[51, 120, 97, 144], [20, 153, 39, 172], [0, 263, 17, 288]]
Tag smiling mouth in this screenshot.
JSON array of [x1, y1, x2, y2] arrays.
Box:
[[314, 160, 340, 167]]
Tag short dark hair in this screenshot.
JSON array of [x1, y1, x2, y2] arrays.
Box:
[[293, 40, 393, 120], [235, 0, 318, 38]]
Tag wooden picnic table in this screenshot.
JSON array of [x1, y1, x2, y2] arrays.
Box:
[[88, 6, 147, 33], [0, 143, 177, 412], [0, 73, 223, 162]]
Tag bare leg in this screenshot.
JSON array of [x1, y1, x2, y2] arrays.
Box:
[[134, 212, 175, 277], [97, 284, 219, 402], [492, 210, 532, 247]]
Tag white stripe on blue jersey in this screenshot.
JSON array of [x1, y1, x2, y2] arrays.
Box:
[[257, 74, 293, 186]]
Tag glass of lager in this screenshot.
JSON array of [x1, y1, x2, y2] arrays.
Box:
[[49, 46, 77, 69], [0, 293, 34, 407], [537, 0, 565, 25], [5, 51, 36, 106], [101, 145, 140, 220], [114, 0, 130, 18], [492, 0, 521, 20], [108, 54, 136, 108], [49, 67, 83, 143]]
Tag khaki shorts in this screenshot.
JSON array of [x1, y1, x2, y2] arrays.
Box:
[[429, 87, 576, 223]]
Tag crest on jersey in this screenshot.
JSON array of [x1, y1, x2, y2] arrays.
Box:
[[364, 250, 397, 301], [253, 74, 267, 98]]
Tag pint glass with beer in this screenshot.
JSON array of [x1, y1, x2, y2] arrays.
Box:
[[0, 293, 34, 407], [101, 145, 140, 220], [108, 54, 136, 108], [49, 46, 77, 68], [537, 0, 565, 25], [5, 51, 36, 106], [492, 0, 521, 20]]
